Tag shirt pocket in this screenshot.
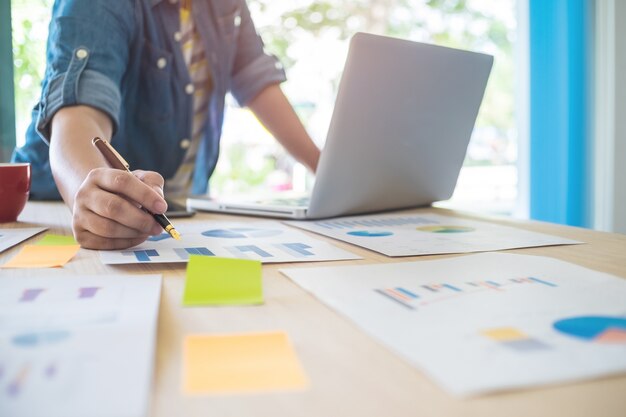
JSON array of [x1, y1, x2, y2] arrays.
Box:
[[216, 6, 242, 42], [137, 40, 175, 121]]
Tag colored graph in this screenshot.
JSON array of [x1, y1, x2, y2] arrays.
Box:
[[232, 245, 273, 258], [202, 228, 283, 239], [314, 216, 438, 229], [481, 328, 550, 351], [374, 288, 419, 310], [12, 330, 71, 348], [173, 247, 214, 260], [122, 249, 160, 262], [348, 230, 394, 237], [553, 316, 626, 344], [374, 276, 557, 310], [278, 243, 315, 257], [417, 225, 475, 233]]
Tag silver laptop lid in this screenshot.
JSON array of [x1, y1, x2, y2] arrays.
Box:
[[307, 33, 493, 219]]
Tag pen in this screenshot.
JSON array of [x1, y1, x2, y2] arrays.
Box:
[[92, 137, 181, 240]]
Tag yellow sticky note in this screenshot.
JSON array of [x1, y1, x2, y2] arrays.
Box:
[[183, 332, 309, 394], [481, 327, 528, 341], [183, 256, 263, 306], [35, 234, 78, 246], [2, 244, 80, 268]]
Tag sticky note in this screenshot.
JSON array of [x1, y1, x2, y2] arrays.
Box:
[[183, 332, 309, 394], [481, 327, 528, 341], [36, 234, 78, 246], [183, 255, 263, 306], [2, 244, 80, 268]]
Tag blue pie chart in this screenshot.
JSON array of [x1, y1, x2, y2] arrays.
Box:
[[553, 316, 626, 343], [347, 230, 394, 237]]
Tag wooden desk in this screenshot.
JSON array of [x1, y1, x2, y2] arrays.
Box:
[[2, 202, 626, 417]]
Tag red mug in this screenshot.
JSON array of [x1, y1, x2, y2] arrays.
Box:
[[0, 163, 31, 223]]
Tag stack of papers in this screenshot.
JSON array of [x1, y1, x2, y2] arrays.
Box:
[[287, 213, 581, 256], [0, 273, 162, 417]]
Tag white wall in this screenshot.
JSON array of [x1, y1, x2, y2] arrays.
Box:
[[594, 0, 626, 234]]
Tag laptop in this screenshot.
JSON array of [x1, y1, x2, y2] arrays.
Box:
[[187, 32, 493, 219]]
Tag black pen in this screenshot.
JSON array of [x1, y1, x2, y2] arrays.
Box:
[[92, 137, 181, 240]]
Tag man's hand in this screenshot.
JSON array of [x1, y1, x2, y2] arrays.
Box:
[[72, 168, 167, 249]]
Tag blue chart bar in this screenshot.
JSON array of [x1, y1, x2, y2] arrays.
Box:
[[422, 285, 438, 293], [486, 281, 501, 287], [185, 247, 214, 256], [282, 243, 314, 256], [442, 284, 462, 292], [374, 289, 415, 310], [123, 249, 159, 262], [236, 245, 273, 258], [528, 277, 558, 287], [395, 287, 419, 298], [173, 247, 215, 260]]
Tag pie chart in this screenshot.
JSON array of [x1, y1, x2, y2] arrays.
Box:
[[553, 316, 626, 344], [202, 228, 283, 239], [416, 225, 475, 233], [347, 230, 394, 237]]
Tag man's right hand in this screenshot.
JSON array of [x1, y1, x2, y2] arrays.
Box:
[[72, 168, 167, 250]]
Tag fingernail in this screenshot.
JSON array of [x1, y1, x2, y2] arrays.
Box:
[[152, 224, 163, 235], [154, 200, 167, 213]]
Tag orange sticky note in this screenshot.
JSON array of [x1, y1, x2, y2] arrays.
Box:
[[183, 332, 309, 394], [2, 244, 80, 268]]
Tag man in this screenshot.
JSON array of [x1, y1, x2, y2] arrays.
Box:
[[12, 0, 320, 250]]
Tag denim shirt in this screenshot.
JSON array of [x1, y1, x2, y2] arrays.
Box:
[[12, 0, 286, 199]]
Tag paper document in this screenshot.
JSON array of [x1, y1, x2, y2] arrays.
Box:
[[100, 221, 360, 265], [183, 332, 309, 394], [0, 273, 162, 417], [287, 213, 581, 256], [0, 227, 47, 253], [281, 253, 626, 396]]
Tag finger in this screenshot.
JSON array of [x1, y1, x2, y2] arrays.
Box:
[[75, 230, 148, 250], [77, 209, 162, 239], [133, 170, 165, 198], [84, 189, 160, 235], [88, 168, 167, 214]]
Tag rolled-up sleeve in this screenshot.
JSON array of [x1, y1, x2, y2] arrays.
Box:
[[229, 0, 286, 106], [35, 0, 134, 143]]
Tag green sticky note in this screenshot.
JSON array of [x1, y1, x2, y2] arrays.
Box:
[[36, 234, 78, 246], [183, 255, 263, 306]]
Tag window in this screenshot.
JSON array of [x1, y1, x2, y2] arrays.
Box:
[[11, 0, 518, 214]]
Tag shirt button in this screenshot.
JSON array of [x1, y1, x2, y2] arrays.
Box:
[[234, 15, 241, 27], [180, 138, 191, 149], [156, 57, 167, 69], [75, 48, 89, 60], [174, 31, 182, 42], [275, 62, 283, 70], [185, 83, 195, 94]]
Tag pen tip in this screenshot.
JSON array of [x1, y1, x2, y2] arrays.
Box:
[[170, 229, 181, 240]]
